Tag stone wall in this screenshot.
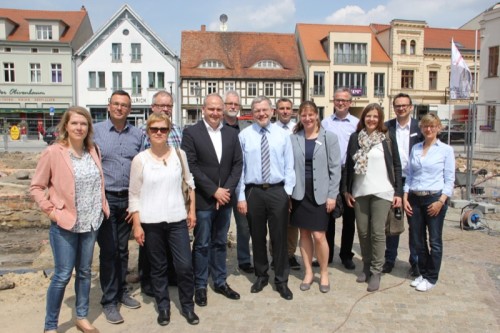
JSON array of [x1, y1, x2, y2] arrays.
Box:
[[0, 193, 50, 229]]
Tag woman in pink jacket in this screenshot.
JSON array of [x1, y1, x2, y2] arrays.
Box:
[[31, 106, 109, 333]]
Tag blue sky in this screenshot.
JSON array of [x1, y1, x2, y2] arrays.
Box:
[[0, 0, 492, 53]]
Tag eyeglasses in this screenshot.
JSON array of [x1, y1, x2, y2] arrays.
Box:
[[154, 104, 173, 109], [394, 104, 411, 109], [111, 102, 130, 109], [149, 127, 169, 134], [334, 99, 351, 103], [421, 125, 438, 129], [224, 102, 240, 108]]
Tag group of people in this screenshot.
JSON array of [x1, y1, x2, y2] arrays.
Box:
[[31, 87, 454, 333]]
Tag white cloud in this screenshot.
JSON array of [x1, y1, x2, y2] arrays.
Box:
[[207, 0, 296, 32], [325, 5, 389, 25]]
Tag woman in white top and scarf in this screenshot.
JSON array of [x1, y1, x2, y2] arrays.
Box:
[[343, 103, 403, 292], [129, 113, 199, 326]]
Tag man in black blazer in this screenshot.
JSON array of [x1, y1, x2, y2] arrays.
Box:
[[383, 93, 424, 277], [181, 93, 243, 307]]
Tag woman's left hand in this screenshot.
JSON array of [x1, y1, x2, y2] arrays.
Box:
[[392, 196, 402, 208], [187, 209, 197, 230], [325, 198, 336, 213], [427, 201, 444, 217]]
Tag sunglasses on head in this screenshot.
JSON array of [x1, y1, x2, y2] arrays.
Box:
[[149, 127, 169, 134]]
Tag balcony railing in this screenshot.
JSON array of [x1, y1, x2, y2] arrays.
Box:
[[334, 53, 367, 65]]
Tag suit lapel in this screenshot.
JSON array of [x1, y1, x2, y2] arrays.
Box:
[[198, 121, 220, 163], [59, 144, 75, 177]]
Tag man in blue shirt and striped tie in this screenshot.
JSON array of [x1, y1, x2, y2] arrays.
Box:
[[237, 96, 295, 300]]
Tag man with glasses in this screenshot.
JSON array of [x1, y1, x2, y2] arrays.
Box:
[[94, 90, 145, 324], [383, 93, 423, 276], [139, 90, 182, 297], [320, 87, 358, 270], [223, 91, 254, 274], [182, 93, 243, 306]]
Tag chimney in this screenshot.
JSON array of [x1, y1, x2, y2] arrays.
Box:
[[201, 25, 206, 32]]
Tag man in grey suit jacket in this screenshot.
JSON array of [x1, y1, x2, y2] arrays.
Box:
[[181, 93, 243, 307], [383, 93, 424, 277]]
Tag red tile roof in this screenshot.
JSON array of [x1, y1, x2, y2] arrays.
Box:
[[295, 23, 391, 63], [0, 7, 90, 43], [181, 30, 304, 80], [424, 27, 479, 51]]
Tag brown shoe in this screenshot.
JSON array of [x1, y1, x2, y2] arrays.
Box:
[[367, 273, 381, 292], [75, 319, 100, 333]]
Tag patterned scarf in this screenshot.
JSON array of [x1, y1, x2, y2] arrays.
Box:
[[353, 129, 386, 175]]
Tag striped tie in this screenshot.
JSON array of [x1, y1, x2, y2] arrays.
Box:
[[260, 127, 270, 183]]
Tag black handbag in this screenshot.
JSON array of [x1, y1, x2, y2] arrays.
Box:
[[331, 193, 344, 219]]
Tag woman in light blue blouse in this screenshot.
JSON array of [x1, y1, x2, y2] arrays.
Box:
[[403, 113, 455, 292]]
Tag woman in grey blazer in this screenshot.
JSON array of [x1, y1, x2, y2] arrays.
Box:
[[290, 101, 341, 293]]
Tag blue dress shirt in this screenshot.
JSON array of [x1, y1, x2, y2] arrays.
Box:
[[94, 119, 145, 191], [404, 140, 455, 197], [321, 113, 359, 166], [237, 122, 295, 200]]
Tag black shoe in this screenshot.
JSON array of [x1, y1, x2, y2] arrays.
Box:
[[250, 277, 269, 293], [342, 259, 356, 270], [382, 261, 394, 274], [238, 263, 255, 274], [181, 311, 199, 325], [141, 285, 154, 297], [214, 283, 240, 300], [312, 259, 332, 267], [409, 264, 420, 277], [194, 288, 207, 307], [157, 309, 170, 326], [289, 256, 301, 270], [276, 284, 293, 300]]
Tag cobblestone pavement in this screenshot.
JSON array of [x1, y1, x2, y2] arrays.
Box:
[[1, 206, 499, 332]]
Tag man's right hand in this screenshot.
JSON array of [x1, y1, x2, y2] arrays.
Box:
[[237, 200, 247, 215]]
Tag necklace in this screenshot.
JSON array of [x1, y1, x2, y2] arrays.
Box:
[[150, 147, 170, 166]]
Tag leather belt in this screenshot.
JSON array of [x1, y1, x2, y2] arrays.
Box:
[[247, 182, 284, 190], [410, 190, 440, 196], [105, 190, 129, 198]]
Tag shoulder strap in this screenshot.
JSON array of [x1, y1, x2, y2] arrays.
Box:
[[175, 148, 186, 181]]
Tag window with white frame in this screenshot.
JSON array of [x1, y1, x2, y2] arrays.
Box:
[[334, 72, 367, 96], [36, 25, 53, 40], [131, 43, 141, 62], [313, 72, 325, 96], [112, 43, 122, 62], [374, 73, 385, 97], [401, 70, 414, 89], [132, 72, 142, 95], [283, 82, 292, 97], [30, 63, 41, 83], [264, 82, 274, 96], [200, 60, 225, 68], [254, 60, 282, 69], [400, 40, 407, 54], [207, 81, 217, 94], [224, 81, 235, 93], [148, 72, 165, 89], [410, 40, 416, 55], [112, 72, 122, 90], [89, 71, 105, 89], [51, 63, 62, 83], [247, 82, 257, 97], [190, 81, 201, 95], [3, 63, 15, 82], [334, 43, 367, 64]]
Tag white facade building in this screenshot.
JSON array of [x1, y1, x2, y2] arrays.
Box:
[[75, 5, 180, 126]]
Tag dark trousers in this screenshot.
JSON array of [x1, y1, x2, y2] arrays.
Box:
[[142, 221, 194, 313], [97, 194, 131, 307], [246, 185, 290, 285], [325, 193, 355, 263], [409, 192, 447, 284], [139, 240, 177, 290]]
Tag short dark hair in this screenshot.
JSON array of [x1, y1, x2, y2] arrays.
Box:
[[392, 93, 412, 106], [110, 90, 131, 104], [276, 97, 293, 108]]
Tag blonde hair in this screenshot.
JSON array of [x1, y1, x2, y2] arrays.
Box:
[[56, 106, 94, 148], [419, 113, 442, 131], [146, 113, 171, 132]]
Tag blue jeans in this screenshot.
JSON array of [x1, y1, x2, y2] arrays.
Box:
[[142, 221, 194, 313], [384, 221, 418, 266], [97, 193, 131, 307], [408, 192, 447, 284], [232, 201, 252, 266], [45, 223, 97, 330], [193, 205, 232, 289]]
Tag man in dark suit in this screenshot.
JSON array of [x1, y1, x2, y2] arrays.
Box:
[[181, 93, 243, 307], [383, 93, 423, 277]]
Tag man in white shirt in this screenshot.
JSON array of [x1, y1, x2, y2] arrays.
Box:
[[275, 98, 300, 271], [181, 93, 243, 307], [320, 87, 359, 270]]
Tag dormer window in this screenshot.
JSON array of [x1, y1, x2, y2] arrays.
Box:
[[36, 25, 53, 40], [253, 60, 282, 69], [199, 60, 225, 68]]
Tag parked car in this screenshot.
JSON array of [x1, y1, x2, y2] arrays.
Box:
[[43, 126, 59, 145]]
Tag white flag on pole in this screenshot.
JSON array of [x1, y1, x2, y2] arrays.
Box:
[[450, 38, 472, 100]]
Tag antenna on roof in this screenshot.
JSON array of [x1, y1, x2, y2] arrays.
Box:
[[220, 14, 228, 32]]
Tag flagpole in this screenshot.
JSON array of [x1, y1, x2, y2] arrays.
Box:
[[447, 39, 453, 145]]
